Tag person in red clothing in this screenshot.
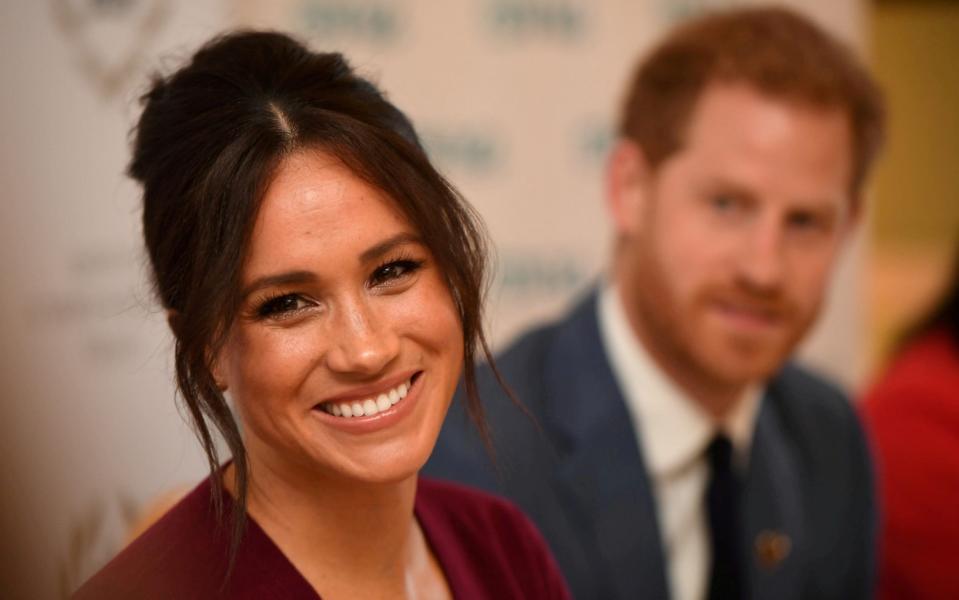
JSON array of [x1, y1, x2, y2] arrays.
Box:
[[75, 31, 570, 599], [862, 246, 959, 599]]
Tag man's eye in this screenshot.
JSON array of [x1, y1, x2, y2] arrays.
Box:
[[370, 259, 423, 287], [788, 211, 829, 232], [257, 294, 310, 318], [711, 194, 739, 212]]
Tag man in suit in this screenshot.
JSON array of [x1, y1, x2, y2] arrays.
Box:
[[424, 6, 886, 600]]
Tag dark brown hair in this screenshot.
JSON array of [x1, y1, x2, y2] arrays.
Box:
[[620, 6, 885, 198], [129, 30, 496, 563]]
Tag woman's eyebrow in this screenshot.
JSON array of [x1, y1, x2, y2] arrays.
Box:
[[239, 233, 422, 299], [241, 270, 317, 300], [359, 232, 422, 263]]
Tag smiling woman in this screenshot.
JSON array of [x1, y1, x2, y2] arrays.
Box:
[[219, 151, 466, 491], [73, 31, 570, 599]]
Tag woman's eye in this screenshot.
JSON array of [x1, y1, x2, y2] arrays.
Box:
[[257, 294, 311, 318], [370, 259, 423, 287]]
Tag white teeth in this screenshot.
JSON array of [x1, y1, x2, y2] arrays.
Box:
[[320, 378, 414, 418]]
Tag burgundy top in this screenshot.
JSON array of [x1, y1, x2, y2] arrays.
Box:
[[74, 476, 571, 599], [860, 329, 959, 600]]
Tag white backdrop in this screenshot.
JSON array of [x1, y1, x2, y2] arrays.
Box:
[[0, 1, 867, 597]]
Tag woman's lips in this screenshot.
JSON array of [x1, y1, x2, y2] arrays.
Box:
[[318, 376, 413, 418], [310, 371, 423, 432]]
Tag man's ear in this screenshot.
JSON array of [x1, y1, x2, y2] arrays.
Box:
[[606, 138, 652, 237], [845, 192, 865, 235]]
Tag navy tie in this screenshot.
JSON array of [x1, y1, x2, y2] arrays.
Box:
[[706, 434, 746, 600]]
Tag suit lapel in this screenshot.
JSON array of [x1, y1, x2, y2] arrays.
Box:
[[744, 390, 805, 600], [542, 294, 671, 600]]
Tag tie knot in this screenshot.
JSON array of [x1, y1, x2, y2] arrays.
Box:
[[707, 434, 734, 472]]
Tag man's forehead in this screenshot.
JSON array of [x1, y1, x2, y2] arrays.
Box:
[[684, 81, 850, 144]]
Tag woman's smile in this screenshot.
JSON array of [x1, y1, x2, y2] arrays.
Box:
[[310, 371, 425, 433]]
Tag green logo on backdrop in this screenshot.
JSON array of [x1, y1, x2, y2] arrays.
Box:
[[296, 0, 399, 43], [578, 119, 614, 165], [659, 0, 740, 24], [420, 127, 502, 175], [487, 0, 587, 41], [498, 251, 586, 296]]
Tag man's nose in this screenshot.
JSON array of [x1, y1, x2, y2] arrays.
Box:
[[738, 218, 786, 294]]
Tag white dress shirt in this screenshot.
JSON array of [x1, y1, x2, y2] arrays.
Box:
[[597, 283, 762, 600]]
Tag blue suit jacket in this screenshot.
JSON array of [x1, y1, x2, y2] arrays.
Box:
[[424, 292, 875, 600]]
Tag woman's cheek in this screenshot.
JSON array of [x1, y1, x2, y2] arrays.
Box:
[[232, 326, 318, 394]]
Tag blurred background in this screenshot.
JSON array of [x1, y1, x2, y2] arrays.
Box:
[[0, 0, 956, 598]]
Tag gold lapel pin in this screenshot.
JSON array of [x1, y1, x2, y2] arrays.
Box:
[[754, 530, 791, 570]]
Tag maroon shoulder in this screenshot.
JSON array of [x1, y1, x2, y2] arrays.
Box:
[[416, 477, 571, 600], [72, 477, 233, 600]]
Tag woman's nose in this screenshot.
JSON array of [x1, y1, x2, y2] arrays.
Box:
[[324, 299, 400, 376]]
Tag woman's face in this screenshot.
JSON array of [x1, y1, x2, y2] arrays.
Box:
[[214, 150, 463, 486]]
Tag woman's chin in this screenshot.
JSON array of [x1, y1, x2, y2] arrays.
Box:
[[311, 443, 434, 487]]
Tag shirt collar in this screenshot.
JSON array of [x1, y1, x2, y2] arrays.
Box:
[[597, 282, 763, 476]]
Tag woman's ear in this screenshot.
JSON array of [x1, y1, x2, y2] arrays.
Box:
[[209, 349, 229, 393], [605, 138, 652, 237]]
